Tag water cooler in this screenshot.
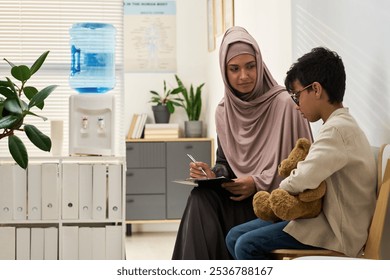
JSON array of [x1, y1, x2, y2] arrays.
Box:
[[68, 22, 116, 156]]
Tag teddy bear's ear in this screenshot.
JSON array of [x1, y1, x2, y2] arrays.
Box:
[[296, 138, 311, 153]]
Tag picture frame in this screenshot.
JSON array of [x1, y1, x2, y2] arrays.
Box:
[[223, 0, 234, 32], [214, 0, 223, 37], [207, 0, 216, 51]]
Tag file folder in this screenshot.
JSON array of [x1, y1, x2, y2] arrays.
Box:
[[27, 164, 42, 220], [44, 227, 58, 260], [41, 163, 59, 220], [108, 164, 122, 220], [79, 164, 93, 219], [92, 164, 107, 220], [30, 227, 44, 260], [13, 165, 27, 220], [105, 225, 123, 260], [0, 164, 14, 221], [62, 163, 79, 219], [62, 226, 79, 260], [0, 227, 16, 260], [78, 227, 93, 260], [16, 227, 30, 260], [92, 227, 106, 260]]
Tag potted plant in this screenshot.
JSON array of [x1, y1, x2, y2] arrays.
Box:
[[174, 74, 205, 137], [149, 79, 182, 123], [0, 51, 57, 169]]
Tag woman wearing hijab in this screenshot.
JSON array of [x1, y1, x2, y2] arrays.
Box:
[[171, 26, 312, 260]]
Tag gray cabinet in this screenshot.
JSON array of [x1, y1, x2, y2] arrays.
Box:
[[125, 139, 213, 221]]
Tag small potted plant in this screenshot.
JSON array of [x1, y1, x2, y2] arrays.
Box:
[[149, 80, 182, 123], [0, 51, 57, 169], [174, 74, 205, 137]]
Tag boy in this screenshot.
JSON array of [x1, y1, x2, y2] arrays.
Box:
[[225, 47, 377, 259]]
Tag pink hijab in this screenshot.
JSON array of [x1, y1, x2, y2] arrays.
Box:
[[216, 26, 312, 191]]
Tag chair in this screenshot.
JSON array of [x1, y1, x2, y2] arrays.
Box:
[[270, 144, 390, 260]]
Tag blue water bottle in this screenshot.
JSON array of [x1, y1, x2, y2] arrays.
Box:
[[69, 22, 116, 94]]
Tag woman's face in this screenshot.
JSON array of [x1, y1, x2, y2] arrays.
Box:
[[226, 54, 257, 95]]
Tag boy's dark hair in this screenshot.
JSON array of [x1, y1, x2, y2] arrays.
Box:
[[284, 47, 346, 104]]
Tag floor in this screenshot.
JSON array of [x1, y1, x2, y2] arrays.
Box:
[[125, 231, 177, 260]]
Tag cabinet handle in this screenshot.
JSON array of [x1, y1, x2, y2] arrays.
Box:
[[126, 198, 135, 203], [126, 171, 134, 176], [185, 145, 194, 149], [127, 146, 134, 151]]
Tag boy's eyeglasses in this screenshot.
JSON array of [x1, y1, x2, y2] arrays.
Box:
[[289, 83, 313, 105]]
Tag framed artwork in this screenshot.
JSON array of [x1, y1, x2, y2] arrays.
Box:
[[207, 0, 215, 51], [214, 0, 223, 36], [223, 0, 234, 32]]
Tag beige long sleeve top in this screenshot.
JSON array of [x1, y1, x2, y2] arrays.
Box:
[[280, 108, 376, 257]]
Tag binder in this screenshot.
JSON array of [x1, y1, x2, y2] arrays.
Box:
[[105, 225, 123, 260], [62, 163, 79, 219], [92, 164, 107, 220], [44, 227, 58, 260], [30, 227, 44, 260], [27, 164, 42, 220], [78, 227, 92, 260], [62, 226, 79, 260], [0, 164, 14, 221], [108, 164, 122, 220], [92, 227, 106, 260], [0, 227, 16, 260], [13, 165, 27, 220], [41, 163, 59, 220], [16, 227, 30, 260], [79, 164, 93, 219]]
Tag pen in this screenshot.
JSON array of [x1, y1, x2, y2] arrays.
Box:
[[187, 154, 208, 177]]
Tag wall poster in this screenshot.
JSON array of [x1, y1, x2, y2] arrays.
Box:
[[124, 0, 176, 72]]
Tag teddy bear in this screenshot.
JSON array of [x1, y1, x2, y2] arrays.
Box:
[[253, 138, 326, 221]]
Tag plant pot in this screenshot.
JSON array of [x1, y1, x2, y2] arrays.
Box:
[[152, 105, 170, 123], [185, 120, 203, 138]]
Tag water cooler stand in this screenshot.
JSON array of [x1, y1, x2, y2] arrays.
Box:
[[69, 94, 115, 156]]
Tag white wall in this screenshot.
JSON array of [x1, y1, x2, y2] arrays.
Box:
[[291, 0, 390, 147]]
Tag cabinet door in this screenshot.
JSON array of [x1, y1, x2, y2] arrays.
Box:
[[166, 141, 212, 219], [126, 168, 165, 194], [126, 194, 166, 220], [126, 142, 165, 168]]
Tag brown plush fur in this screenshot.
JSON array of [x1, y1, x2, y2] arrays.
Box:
[[252, 138, 326, 221]]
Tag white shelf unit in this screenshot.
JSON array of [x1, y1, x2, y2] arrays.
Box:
[[0, 156, 125, 260]]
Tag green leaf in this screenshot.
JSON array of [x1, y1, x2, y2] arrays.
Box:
[[11, 65, 31, 82], [166, 101, 175, 114], [3, 58, 16, 68], [8, 135, 28, 169], [4, 98, 23, 115], [25, 111, 48, 121], [30, 51, 50, 75], [0, 86, 17, 98], [0, 115, 20, 129], [23, 86, 44, 109], [28, 85, 57, 109], [24, 124, 52, 152]]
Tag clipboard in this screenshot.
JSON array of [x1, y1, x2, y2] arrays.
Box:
[[173, 176, 234, 188]]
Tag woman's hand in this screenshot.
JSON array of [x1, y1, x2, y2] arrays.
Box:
[[222, 176, 256, 201], [189, 161, 216, 179]]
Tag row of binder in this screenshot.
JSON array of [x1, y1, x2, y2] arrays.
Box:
[[0, 162, 123, 221], [0, 227, 58, 260], [0, 225, 123, 260]]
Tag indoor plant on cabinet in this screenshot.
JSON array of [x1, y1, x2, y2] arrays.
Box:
[[149, 79, 182, 123], [0, 51, 57, 169], [174, 74, 205, 137]]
